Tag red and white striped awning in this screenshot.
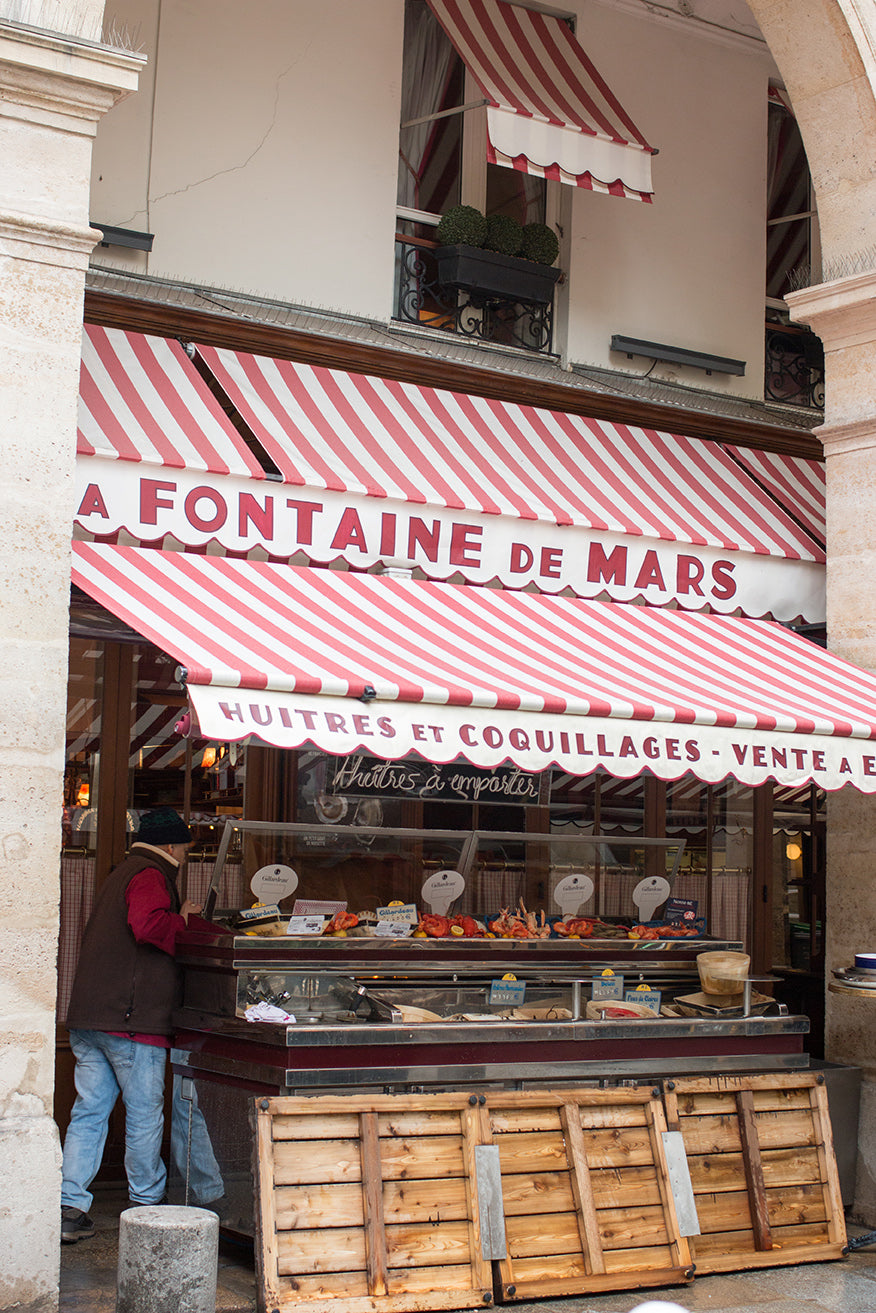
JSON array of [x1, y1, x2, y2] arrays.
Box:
[[195, 346, 821, 559], [768, 84, 794, 115], [426, 0, 654, 199], [723, 445, 825, 546], [75, 329, 825, 620], [78, 325, 265, 478], [71, 542, 876, 793]]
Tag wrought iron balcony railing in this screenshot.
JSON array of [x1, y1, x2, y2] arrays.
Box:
[[393, 234, 557, 354], [765, 321, 825, 410]]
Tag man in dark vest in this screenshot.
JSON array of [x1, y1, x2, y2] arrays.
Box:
[[60, 807, 202, 1243]]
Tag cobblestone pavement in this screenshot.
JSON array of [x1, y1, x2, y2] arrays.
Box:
[[59, 1188, 876, 1313]]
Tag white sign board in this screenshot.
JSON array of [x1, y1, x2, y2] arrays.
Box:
[[632, 876, 671, 923], [251, 863, 298, 905], [422, 869, 465, 915], [553, 872, 595, 916]]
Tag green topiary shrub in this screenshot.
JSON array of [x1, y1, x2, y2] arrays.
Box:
[[435, 204, 487, 248], [521, 222, 560, 266], [483, 213, 523, 257]]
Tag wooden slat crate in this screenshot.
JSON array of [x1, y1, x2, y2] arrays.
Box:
[[252, 1089, 693, 1313], [664, 1073, 848, 1273], [483, 1089, 692, 1301], [254, 1094, 493, 1313]]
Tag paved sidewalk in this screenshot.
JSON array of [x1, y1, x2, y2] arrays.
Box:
[[59, 1187, 876, 1313]]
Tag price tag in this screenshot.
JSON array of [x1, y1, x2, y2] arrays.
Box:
[[591, 970, 624, 1001], [292, 899, 346, 916], [285, 915, 327, 936], [377, 903, 418, 924], [236, 903, 281, 923], [489, 979, 526, 1006], [624, 985, 662, 1012], [375, 921, 413, 938]]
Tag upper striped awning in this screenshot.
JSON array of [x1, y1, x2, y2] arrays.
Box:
[[426, 0, 654, 199], [723, 445, 825, 547], [71, 542, 876, 793], [74, 328, 827, 621], [196, 346, 822, 561]]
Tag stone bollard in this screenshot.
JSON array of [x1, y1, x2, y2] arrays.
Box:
[[116, 1206, 219, 1313]]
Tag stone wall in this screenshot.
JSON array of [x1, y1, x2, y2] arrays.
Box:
[[0, 20, 139, 1308]]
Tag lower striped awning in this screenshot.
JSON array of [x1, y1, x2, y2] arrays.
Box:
[[71, 542, 876, 792]]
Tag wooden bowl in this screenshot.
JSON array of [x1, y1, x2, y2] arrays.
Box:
[[697, 950, 750, 995]]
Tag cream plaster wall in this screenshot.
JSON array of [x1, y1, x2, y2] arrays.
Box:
[[93, 0, 403, 319], [90, 0, 777, 390], [0, 20, 140, 1308], [565, 1, 774, 394]]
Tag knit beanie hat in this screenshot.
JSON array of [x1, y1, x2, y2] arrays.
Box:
[[136, 807, 193, 846]]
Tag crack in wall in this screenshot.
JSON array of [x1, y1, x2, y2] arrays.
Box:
[[112, 46, 309, 230]]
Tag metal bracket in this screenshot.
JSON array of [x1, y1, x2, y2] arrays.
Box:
[[474, 1145, 507, 1259], [662, 1130, 701, 1236]]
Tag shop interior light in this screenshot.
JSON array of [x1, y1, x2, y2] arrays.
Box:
[[786, 841, 803, 862], [201, 746, 217, 770]]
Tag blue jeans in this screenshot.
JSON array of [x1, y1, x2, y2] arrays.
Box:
[[61, 1030, 167, 1211], [169, 1049, 224, 1205]]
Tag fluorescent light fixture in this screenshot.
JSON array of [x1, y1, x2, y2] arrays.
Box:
[[611, 335, 745, 376], [92, 223, 154, 252]]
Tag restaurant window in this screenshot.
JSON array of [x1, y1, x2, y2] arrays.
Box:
[[549, 771, 649, 920], [294, 749, 533, 912], [395, 0, 556, 351], [771, 782, 825, 973], [546, 771, 754, 946], [667, 777, 754, 950]]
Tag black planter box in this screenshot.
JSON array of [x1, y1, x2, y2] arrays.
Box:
[[435, 244, 561, 305]]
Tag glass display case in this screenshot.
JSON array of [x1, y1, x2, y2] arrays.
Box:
[[201, 818, 691, 931]]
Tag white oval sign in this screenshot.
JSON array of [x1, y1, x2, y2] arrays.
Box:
[[251, 863, 299, 904], [421, 869, 465, 915], [553, 872, 595, 916], [632, 875, 671, 923]]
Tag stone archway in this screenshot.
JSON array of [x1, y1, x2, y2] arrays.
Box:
[[750, 0, 876, 265], [749, 0, 876, 1224]]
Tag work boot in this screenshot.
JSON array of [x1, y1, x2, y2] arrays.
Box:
[[61, 1206, 95, 1243]]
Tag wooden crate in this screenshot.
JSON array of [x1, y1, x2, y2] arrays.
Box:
[[664, 1073, 847, 1273], [252, 1089, 693, 1313], [483, 1088, 693, 1302]]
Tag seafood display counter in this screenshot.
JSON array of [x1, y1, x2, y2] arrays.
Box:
[[170, 821, 809, 1232]]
